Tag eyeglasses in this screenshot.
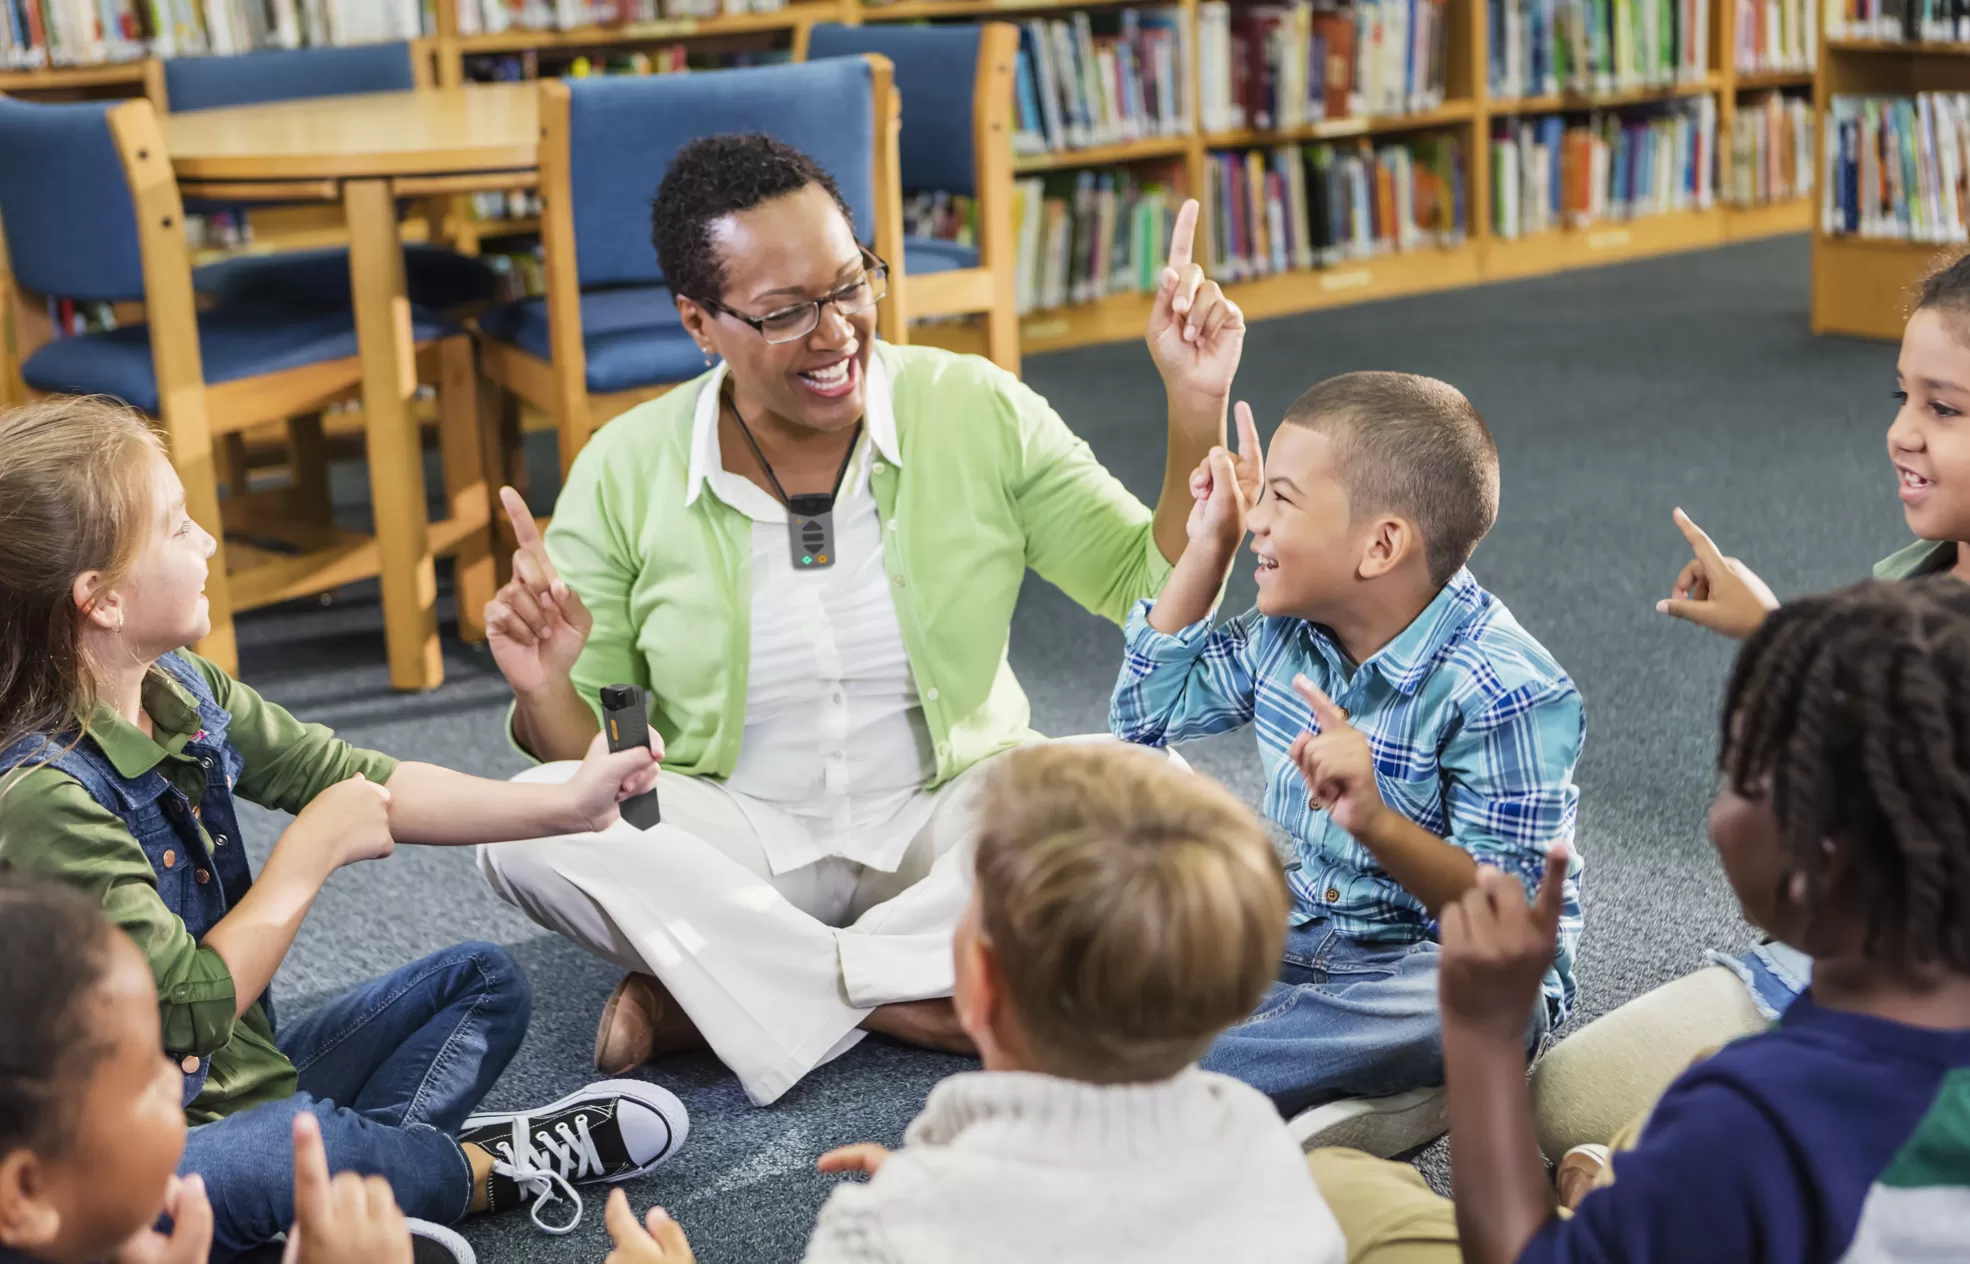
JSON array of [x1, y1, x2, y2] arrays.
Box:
[[695, 250, 889, 345]]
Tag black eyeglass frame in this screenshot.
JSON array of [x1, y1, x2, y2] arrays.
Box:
[[692, 248, 890, 345]]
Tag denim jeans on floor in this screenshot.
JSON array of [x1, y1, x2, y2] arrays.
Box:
[[181, 941, 532, 1257], [1201, 923, 1550, 1119]]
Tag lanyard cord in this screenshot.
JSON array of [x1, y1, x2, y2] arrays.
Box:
[[727, 394, 863, 511]]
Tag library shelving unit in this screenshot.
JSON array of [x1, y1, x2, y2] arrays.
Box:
[[1810, 35, 1970, 338], [0, 0, 1815, 358]]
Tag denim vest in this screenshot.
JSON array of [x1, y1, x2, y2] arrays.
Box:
[[0, 653, 266, 1107]]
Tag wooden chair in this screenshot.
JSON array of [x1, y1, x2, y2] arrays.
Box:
[[800, 22, 1020, 376], [0, 94, 494, 680], [474, 54, 907, 479]]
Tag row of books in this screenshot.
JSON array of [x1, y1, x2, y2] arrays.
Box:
[[1205, 138, 1465, 276], [1824, 92, 1970, 242], [904, 190, 980, 248], [464, 45, 781, 78], [1487, 0, 1712, 99], [456, 0, 786, 33], [0, 0, 421, 65], [1195, 0, 1450, 133], [1826, 0, 1970, 38], [1733, 0, 1814, 71], [1012, 10, 1192, 156], [1011, 171, 1178, 311], [1490, 97, 1716, 235], [1726, 90, 1811, 205]]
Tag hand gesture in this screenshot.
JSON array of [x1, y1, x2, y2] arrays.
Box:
[[1187, 402, 1265, 550], [1146, 199, 1245, 407], [1288, 676, 1385, 839], [290, 774, 394, 870], [111, 1174, 212, 1264], [486, 488, 593, 696], [816, 1143, 892, 1179], [283, 1112, 412, 1264], [564, 727, 665, 834], [604, 1188, 696, 1264], [1656, 508, 1778, 640], [1439, 845, 1570, 1042]]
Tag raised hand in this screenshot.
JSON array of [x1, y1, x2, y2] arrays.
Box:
[[111, 1174, 212, 1264], [290, 774, 394, 870], [486, 487, 594, 696], [1439, 845, 1570, 1041], [816, 1143, 892, 1179], [1288, 675, 1385, 838], [1146, 198, 1245, 408], [563, 727, 665, 833], [604, 1188, 696, 1264], [1187, 401, 1265, 549], [1656, 508, 1779, 640], [283, 1111, 412, 1264]]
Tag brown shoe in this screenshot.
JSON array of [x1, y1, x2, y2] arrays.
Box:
[[594, 972, 706, 1075], [1555, 1143, 1612, 1210]]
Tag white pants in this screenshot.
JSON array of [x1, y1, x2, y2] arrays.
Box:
[[479, 736, 1171, 1105]]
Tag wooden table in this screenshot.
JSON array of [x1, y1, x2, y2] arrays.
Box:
[[165, 84, 540, 691]]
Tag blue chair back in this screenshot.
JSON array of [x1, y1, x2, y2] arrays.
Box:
[[0, 98, 145, 302], [565, 58, 877, 291], [806, 23, 980, 198], [164, 43, 416, 112]]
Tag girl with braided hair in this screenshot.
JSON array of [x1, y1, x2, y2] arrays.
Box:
[[1309, 578, 1970, 1264]]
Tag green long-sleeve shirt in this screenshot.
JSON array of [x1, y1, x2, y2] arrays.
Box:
[[531, 342, 1175, 781], [0, 653, 396, 1122]]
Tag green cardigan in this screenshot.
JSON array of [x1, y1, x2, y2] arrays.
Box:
[[540, 342, 1174, 789]]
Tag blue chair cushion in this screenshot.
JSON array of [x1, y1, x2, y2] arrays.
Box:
[[164, 44, 416, 113], [22, 304, 457, 416], [194, 245, 500, 311], [478, 285, 705, 394], [905, 236, 980, 276]]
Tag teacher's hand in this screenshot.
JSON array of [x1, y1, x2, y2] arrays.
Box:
[[1146, 198, 1245, 410], [486, 487, 593, 696]]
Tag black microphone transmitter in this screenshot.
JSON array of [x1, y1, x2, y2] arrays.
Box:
[[599, 684, 662, 830]]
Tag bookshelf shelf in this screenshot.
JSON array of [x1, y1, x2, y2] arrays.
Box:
[[454, 7, 836, 54], [1488, 74, 1724, 116], [0, 62, 146, 90], [1725, 197, 1812, 239], [1733, 68, 1813, 88], [1823, 36, 1970, 54], [860, 0, 1141, 18], [1202, 101, 1478, 148], [1013, 134, 1190, 171]]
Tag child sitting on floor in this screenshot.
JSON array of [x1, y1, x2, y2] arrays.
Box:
[[600, 742, 1346, 1264], [0, 876, 418, 1264], [1313, 577, 1970, 1264], [1110, 372, 1585, 1153], [0, 397, 687, 1257]]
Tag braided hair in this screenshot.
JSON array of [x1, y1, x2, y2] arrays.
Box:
[[1721, 577, 1970, 971]]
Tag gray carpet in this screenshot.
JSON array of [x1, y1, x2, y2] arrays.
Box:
[[232, 234, 1900, 1262]]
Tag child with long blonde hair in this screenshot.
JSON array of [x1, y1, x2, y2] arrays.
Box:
[[0, 397, 688, 1257]]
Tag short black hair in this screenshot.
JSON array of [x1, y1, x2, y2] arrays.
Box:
[[0, 877, 118, 1156], [1918, 250, 1970, 321], [1721, 576, 1970, 972], [1283, 371, 1500, 587], [650, 133, 855, 306]]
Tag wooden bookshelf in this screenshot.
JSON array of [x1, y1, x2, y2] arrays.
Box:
[[0, 61, 147, 93], [450, 7, 833, 55], [1734, 67, 1814, 88], [1809, 32, 1970, 338]]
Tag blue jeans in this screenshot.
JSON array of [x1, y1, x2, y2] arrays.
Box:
[[181, 942, 532, 1257], [1201, 923, 1550, 1118]]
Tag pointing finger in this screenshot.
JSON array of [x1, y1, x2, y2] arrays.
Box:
[[1291, 674, 1349, 731], [1234, 401, 1262, 470], [291, 1112, 332, 1232], [1671, 508, 1727, 569], [1165, 197, 1199, 275], [501, 486, 543, 549], [1534, 843, 1570, 935]]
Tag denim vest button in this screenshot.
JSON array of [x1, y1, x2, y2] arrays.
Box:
[[180, 1055, 200, 1073], [214, 834, 228, 847], [199, 757, 212, 770], [195, 869, 211, 885], [162, 849, 177, 869]]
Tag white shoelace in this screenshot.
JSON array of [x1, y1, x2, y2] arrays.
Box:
[[490, 1113, 606, 1235]]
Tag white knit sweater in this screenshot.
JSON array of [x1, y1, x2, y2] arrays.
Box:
[[801, 1068, 1346, 1264]]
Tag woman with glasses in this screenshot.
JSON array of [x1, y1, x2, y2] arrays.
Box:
[[475, 133, 1245, 1106]]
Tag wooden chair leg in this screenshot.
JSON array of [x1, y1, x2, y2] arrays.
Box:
[[286, 412, 334, 526], [438, 337, 494, 644], [219, 433, 252, 497], [983, 301, 1021, 377], [162, 395, 241, 676]]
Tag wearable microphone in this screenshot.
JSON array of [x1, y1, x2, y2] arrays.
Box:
[[599, 684, 662, 830]]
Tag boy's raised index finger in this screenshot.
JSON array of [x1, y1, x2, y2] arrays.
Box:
[[1165, 198, 1199, 271], [1291, 673, 1346, 725], [1534, 842, 1571, 926], [1234, 400, 1262, 465]]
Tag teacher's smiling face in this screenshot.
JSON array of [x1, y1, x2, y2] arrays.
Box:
[[679, 181, 877, 435]]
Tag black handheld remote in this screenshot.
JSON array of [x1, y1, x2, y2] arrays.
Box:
[[599, 684, 662, 830]]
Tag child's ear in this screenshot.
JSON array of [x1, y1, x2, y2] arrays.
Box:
[[1356, 515, 1417, 581], [71, 571, 123, 633], [0, 1149, 63, 1252]]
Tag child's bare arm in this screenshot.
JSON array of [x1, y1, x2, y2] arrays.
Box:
[[381, 732, 659, 844], [1440, 850, 1571, 1264], [1147, 402, 1263, 635]]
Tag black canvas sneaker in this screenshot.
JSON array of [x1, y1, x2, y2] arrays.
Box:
[[458, 1079, 690, 1235]]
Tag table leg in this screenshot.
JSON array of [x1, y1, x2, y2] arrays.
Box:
[[345, 176, 443, 691]]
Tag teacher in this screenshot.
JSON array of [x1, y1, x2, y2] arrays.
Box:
[[476, 133, 1245, 1106]]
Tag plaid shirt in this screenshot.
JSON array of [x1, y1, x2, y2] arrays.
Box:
[[1111, 569, 1586, 1021]]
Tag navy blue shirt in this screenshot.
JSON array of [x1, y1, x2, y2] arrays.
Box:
[[1522, 994, 1970, 1262]]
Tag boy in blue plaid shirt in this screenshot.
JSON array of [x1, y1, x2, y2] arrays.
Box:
[[1110, 371, 1585, 1151]]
